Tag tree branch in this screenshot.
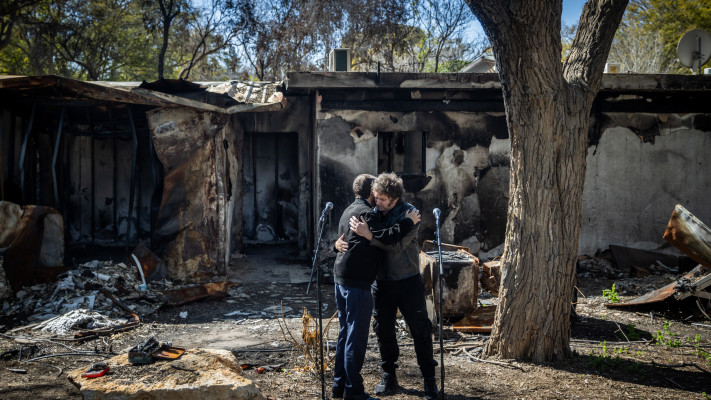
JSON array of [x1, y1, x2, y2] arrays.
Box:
[[564, 0, 629, 92]]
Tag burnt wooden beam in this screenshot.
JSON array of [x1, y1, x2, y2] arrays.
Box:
[[320, 99, 505, 112]]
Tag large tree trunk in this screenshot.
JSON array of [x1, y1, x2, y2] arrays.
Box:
[[464, 0, 628, 361]]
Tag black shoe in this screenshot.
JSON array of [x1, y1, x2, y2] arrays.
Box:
[[423, 377, 439, 400], [343, 391, 379, 400], [374, 371, 398, 396], [331, 386, 344, 399]]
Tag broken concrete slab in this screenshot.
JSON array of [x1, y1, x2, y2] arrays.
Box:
[[68, 348, 264, 400], [609, 244, 682, 276]]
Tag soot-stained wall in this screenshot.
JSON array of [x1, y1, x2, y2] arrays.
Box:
[[309, 74, 711, 258], [315, 99, 510, 255], [581, 112, 711, 255]]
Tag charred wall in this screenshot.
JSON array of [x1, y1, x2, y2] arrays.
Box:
[[148, 108, 234, 281], [312, 79, 711, 258], [581, 112, 711, 255], [315, 90, 510, 254], [0, 105, 159, 250]]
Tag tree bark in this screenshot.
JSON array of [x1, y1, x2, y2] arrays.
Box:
[[464, 0, 627, 361]]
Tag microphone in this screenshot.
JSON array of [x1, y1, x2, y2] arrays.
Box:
[[320, 202, 333, 219], [433, 208, 441, 220]]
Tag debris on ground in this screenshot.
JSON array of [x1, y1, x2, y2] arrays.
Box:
[[603, 204, 711, 318], [32, 309, 124, 335], [1, 254, 243, 337]]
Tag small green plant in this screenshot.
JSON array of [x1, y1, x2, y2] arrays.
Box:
[[655, 321, 682, 348], [691, 335, 711, 366], [588, 341, 622, 371], [602, 284, 619, 303], [626, 361, 641, 374]]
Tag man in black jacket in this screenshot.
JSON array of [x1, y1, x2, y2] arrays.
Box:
[[331, 174, 420, 400]]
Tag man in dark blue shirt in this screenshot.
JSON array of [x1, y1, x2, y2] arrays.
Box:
[[331, 174, 420, 400]]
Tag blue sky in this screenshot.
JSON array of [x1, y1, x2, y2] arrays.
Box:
[[562, 0, 588, 26]]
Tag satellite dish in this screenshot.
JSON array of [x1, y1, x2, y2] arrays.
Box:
[[677, 29, 711, 74]]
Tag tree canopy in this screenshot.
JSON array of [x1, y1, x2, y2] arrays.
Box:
[[0, 0, 488, 81]]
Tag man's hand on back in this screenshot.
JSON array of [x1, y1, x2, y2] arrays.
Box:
[[335, 233, 348, 253], [405, 208, 421, 224], [349, 216, 373, 240]]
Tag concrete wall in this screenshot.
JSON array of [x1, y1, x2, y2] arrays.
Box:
[[580, 113, 711, 255]]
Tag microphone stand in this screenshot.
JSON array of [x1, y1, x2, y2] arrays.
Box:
[[434, 211, 445, 399], [307, 207, 329, 400]]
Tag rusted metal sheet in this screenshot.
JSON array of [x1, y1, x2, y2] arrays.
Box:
[[162, 281, 236, 306], [452, 305, 495, 333], [420, 241, 479, 320], [148, 108, 232, 281], [0, 75, 286, 113], [663, 204, 711, 267], [480, 260, 501, 296], [606, 265, 710, 308], [0, 201, 66, 291]]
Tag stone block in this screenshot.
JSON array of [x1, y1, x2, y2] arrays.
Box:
[[68, 348, 264, 400]]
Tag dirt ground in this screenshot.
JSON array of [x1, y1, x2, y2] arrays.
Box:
[[1, 265, 711, 399]]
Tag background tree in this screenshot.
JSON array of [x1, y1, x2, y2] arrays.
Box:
[[175, 0, 254, 80], [416, 0, 478, 72], [140, 0, 188, 79], [0, 0, 41, 50], [0, 0, 151, 80], [629, 0, 711, 73], [339, 0, 412, 72], [463, 0, 628, 361], [607, 6, 670, 73]]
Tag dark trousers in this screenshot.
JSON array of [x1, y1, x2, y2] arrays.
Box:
[[333, 284, 374, 396], [372, 274, 436, 378]]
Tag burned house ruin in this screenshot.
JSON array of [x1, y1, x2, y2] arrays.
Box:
[[1, 73, 710, 286]]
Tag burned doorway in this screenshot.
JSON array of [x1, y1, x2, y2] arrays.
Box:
[[242, 132, 299, 243]]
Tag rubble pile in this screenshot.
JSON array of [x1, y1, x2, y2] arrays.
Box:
[[577, 256, 622, 278], [1, 259, 173, 328]]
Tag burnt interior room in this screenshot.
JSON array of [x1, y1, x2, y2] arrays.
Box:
[[0, 89, 162, 261]]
